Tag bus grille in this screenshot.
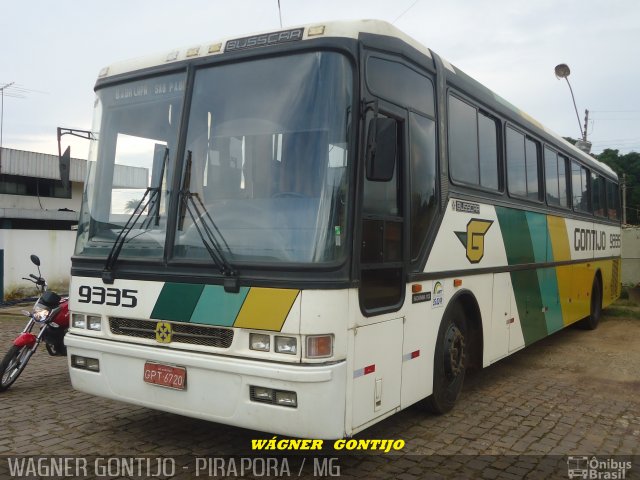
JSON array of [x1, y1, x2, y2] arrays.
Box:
[[109, 318, 234, 348]]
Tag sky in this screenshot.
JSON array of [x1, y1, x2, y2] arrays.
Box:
[[1, 0, 639, 160]]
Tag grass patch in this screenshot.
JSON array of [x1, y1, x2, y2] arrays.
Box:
[[604, 307, 640, 319]]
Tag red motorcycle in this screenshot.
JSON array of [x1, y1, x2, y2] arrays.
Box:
[[0, 255, 69, 392]]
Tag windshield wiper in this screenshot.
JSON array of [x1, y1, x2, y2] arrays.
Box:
[[179, 151, 239, 293], [102, 187, 160, 283], [102, 149, 168, 284]]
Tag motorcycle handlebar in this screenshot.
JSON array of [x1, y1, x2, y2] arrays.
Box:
[[29, 274, 40, 281]]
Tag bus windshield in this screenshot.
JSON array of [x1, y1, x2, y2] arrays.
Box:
[[175, 51, 353, 264], [76, 51, 353, 266], [75, 72, 186, 260]]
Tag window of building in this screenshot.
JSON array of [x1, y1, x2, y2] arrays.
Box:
[[0, 174, 71, 199]]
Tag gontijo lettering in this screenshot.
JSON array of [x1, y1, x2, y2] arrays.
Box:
[[250, 437, 405, 452]]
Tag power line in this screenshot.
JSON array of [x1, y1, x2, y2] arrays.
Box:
[[393, 0, 421, 24]]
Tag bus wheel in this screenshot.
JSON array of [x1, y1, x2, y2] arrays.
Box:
[[579, 277, 602, 330], [426, 302, 467, 414]]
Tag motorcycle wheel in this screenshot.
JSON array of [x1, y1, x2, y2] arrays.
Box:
[[0, 345, 31, 392]]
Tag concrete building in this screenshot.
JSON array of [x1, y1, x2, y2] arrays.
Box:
[[0, 147, 146, 299]]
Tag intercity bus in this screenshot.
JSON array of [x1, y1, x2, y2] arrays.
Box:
[[65, 20, 621, 439]]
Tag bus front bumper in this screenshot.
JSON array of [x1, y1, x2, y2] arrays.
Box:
[[65, 333, 347, 439]]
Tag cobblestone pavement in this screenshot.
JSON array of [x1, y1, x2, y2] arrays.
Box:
[[0, 307, 638, 479]]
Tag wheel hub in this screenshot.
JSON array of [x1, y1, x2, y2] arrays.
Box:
[[444, 324, 465, 379]]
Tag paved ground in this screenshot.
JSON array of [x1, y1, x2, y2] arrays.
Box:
[[0, 302, 638, 479]]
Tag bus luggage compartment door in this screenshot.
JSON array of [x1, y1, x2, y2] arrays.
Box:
[[351, 317, 403, 429]]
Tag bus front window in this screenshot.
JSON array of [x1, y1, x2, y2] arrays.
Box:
[[75, 73, 186, 259], [174, 52, 353, 264]]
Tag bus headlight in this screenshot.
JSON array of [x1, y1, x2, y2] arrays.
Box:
[[274, 336, 297, 355], [72, 313, 86, 329], [250, 333, 270, 352], [306, 334, 333, 358], [87, 315, 102, 331]]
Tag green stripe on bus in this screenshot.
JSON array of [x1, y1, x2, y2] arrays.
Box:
[[495, 207, 536, 265], [190, 285, 250, 326], [151, 283, 205, 322], [538, 268, 564, 334]]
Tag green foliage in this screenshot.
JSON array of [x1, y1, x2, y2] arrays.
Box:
[[596, 149, 640, 224]]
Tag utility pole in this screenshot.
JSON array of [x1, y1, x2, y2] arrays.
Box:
[[0, 82, 15, 172], [583, 109, 589, 142], [622, 174, 627, 225]]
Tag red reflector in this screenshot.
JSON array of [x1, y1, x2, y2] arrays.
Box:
[[364, 364, 376, 375], [411, 350, 420, 359]]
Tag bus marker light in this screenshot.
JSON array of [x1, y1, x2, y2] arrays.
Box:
[[208, 43, 222, 54], [306, 335, 333, 358], [453, 279, 462, 287], [308, 25, 326, 37], [411, 284, 422, 293], [186, 47, 200, 57]]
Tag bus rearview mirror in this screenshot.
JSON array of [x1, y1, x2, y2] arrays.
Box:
[[366, 118, 397, 182]]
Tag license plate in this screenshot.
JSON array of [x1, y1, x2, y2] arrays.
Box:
[[143, 362, 186, 390]]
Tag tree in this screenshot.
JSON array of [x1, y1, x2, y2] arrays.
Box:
[[124, 199, 144, 214], [596, 149, 640, 224]]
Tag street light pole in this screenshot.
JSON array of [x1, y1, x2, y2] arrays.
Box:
[[554, 64, 591, 153]]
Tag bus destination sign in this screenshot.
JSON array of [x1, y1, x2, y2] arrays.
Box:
[[225, 28, 304, 52]]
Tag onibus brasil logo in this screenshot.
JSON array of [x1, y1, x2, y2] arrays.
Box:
[[455, 218, 493, 263]]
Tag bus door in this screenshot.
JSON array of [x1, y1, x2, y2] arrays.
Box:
[[353, 102, 405, 429]]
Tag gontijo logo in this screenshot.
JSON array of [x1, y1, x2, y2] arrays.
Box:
[[455, 218, 494, 263], [155, 321, 173, 343]]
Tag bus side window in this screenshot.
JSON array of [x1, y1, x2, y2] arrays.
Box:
[[545, 149, 569, 208], [606, 180, 620, 220], [592, 174, 607, 218], [572, 161, 592, 213], [506, 126, 540, 201], [448, 95, 500, 191]]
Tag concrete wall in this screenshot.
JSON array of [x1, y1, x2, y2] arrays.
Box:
[[0, 229, 76, 298], [622, 226, 640, 286]]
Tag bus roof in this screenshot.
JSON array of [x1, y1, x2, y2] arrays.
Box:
[[96, 19, 615, 180]]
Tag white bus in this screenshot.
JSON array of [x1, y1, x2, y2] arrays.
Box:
[[66, 20, 621, 439]]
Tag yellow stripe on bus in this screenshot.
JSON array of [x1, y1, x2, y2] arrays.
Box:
[[233, 288, 299, 331]]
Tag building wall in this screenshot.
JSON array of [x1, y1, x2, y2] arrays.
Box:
[[622, 226, 640, 286], [0, 182, 83, 211], [0, 229, 76, 298]]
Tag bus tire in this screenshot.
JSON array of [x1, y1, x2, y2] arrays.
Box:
[[426, 302, 467, 414], [579, 276, 602, 330]]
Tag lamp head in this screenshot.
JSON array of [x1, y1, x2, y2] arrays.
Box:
[[554, 64, 571, 79]]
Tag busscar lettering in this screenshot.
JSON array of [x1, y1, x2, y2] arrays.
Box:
[[573, 228, 607, 251], [226, 28, 304, 51]]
